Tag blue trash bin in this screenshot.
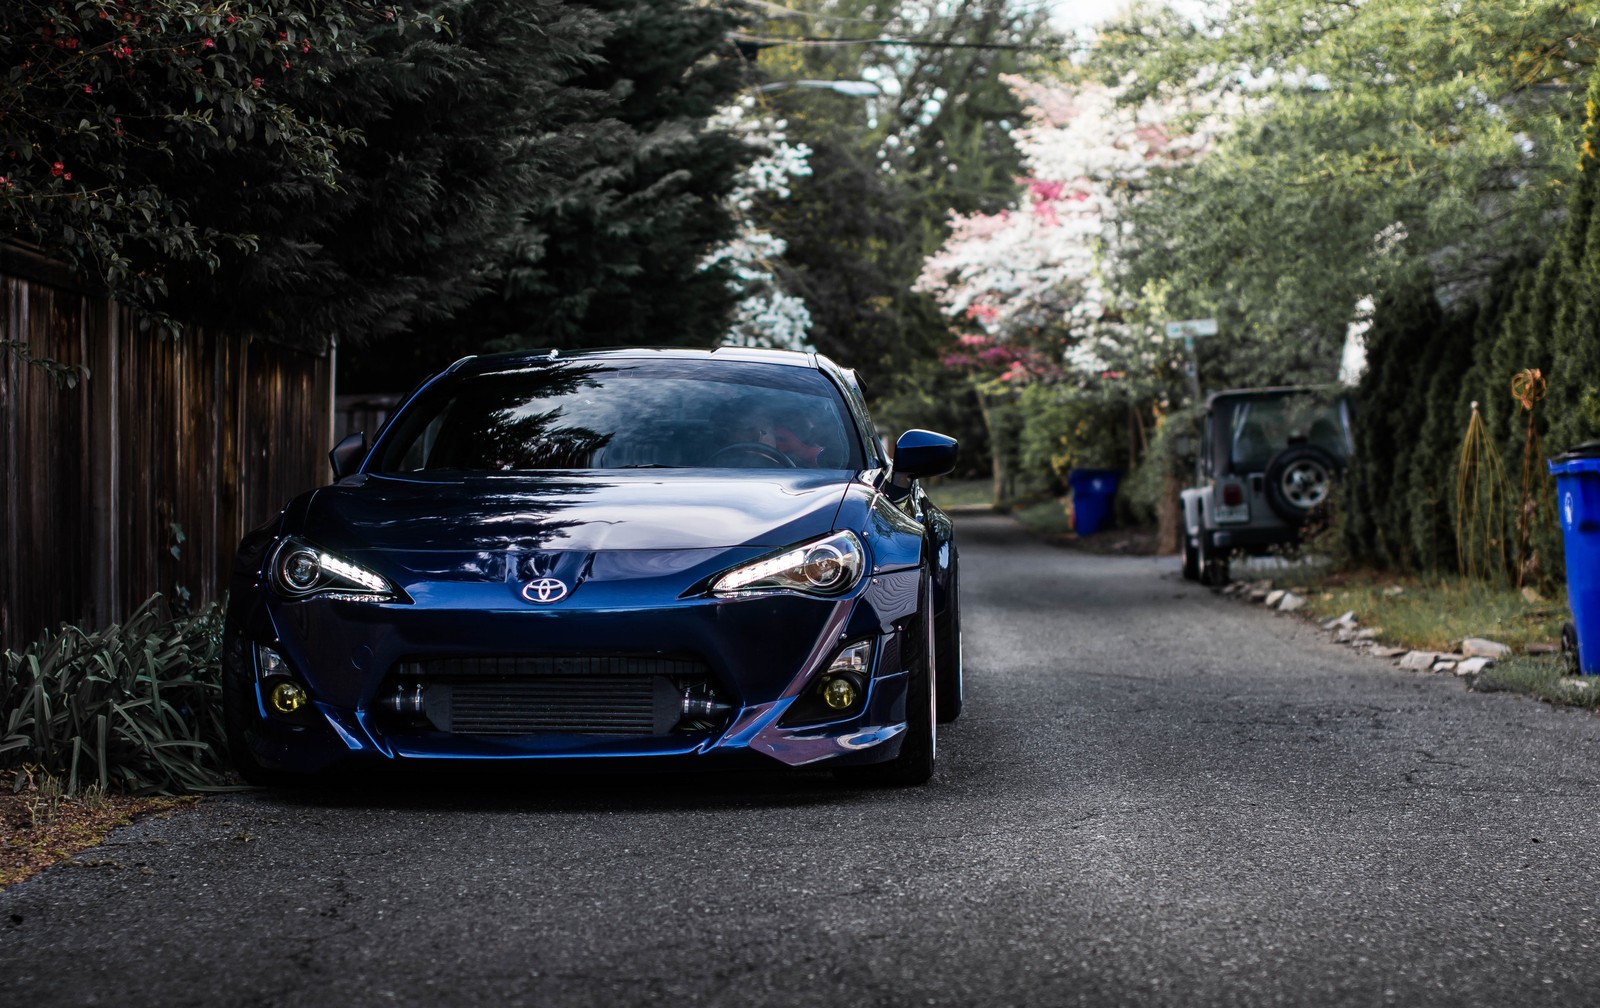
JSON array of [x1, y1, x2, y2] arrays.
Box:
[[1067, 468, 1122, 536], [1550, 441, 1600, 674]]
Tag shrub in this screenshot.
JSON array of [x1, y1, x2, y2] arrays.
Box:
[[1, 595, 231, 795]]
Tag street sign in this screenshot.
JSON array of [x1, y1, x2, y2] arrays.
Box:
[[1165, 318, 1218, 339]]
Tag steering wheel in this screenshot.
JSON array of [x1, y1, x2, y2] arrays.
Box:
[[708, 442, 796, 468]]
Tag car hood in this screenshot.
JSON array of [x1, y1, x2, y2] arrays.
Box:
[[294, 470, 856, 554]]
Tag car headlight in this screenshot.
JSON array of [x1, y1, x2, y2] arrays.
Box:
[[712, 531, 865, 597], [269, 538, 400, 602]]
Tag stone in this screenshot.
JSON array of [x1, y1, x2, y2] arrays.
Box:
[[1248, 588, 1271, 602], [1354, 628, 1379, 641], [1320, 610, 1357, 631], [1265, 590, 1286, 607], [1433, 659, 1458, 673], [1461, 637, 1511, 659], [1399, 650, 1447, 670], [1334, 627, 1353, 643], [1382, 585, 1405, 596], [1277, 592, 1307, 612], [1456, 657, 1493, 675], [1372, 647, 1407, 659], [1523, 586, 1546, 604], [1525, 642, 1560, 655]]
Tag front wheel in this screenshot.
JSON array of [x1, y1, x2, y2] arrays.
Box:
[[837, 576, 936, 786], [222, 672, 304, 787], [935, 558, 963, 723]]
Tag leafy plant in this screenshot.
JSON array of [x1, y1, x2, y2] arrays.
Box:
[[0, 595, 233, 795]]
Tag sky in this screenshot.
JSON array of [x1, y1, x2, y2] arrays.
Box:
[[1050, 0, 1132, 30]]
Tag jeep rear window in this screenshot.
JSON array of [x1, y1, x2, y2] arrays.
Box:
[[1223, 395, 1350, 471]]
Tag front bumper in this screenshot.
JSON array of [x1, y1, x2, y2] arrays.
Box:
[[225, 566, 924, 775]]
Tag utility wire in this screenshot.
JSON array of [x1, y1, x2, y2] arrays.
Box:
[[731, 31, 1065, 51], [740, 0, 1061, 27]]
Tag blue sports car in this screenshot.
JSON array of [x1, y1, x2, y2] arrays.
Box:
[[223, 348, 961, 785]]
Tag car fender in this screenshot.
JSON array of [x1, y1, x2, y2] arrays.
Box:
[[1180, 487, 1205, 536]]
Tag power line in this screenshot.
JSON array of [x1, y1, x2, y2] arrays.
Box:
[[731, 31, 1065, 51], [740, 0, 1063, 28]]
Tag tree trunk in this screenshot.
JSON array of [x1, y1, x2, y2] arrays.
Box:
[[1157, 469, 1183, 555], [974, 386, 1007, 507]]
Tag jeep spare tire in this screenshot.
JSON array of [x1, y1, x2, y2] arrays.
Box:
[[1264, 444, 1338, 523]]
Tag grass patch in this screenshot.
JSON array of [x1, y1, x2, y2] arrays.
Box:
[[1258, 566, 1594, 710], [1473, 657, 1600, 709], [924, 477, 995, 510], [1277, 572, 1567, 654]]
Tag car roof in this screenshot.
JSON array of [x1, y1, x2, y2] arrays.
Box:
[[447, 346, 822, 377], [1205, 384, 1349, 408]]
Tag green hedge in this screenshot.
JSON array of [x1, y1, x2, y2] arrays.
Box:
[[1, 595, 234, 795], [1344, 71, 1600, 586]]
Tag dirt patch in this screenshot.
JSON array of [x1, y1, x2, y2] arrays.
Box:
[[0, 770, 196, 889]]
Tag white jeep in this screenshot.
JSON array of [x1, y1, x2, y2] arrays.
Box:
[[1181, 386, 1354, 585]]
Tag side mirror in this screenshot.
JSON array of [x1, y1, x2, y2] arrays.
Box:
[[894, 429, 958, 478], [329, 432, 368, 480]]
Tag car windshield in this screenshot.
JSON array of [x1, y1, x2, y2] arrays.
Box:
[[371, 358, 865, 473], [1222, 393, 1351, 471]]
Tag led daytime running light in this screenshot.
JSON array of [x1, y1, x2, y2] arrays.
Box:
[[317, 552, 387, 593], [713, 531, 864, 596], [272, 539, 395, 600]]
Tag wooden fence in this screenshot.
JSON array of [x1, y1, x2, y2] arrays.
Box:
[[1, 243, 333, 647]]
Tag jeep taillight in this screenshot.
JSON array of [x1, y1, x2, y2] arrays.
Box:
[[1222, 482, 1244, 506]]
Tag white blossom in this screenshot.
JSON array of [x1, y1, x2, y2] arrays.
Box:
[[702, 100, 816, 352]]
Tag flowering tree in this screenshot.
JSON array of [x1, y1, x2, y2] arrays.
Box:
[[915, 73, 1223, 508], [702, 99, 815, 352], [0, 0, 433, 323], [916, 75, 1216, 383]]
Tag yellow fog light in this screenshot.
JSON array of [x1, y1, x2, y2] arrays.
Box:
[[821, 676, 858, 710], [270, 681, 309, 714]]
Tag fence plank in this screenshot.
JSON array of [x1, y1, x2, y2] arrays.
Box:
[[1, 251, 331, 645]]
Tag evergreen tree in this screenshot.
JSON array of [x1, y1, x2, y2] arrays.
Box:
[[1404, 303, 1478, 573], [1342, 289, 1440, 568], [468, 0, 752, 350], [1547, 75, 1600, 459], [175, 0, 614, 354]]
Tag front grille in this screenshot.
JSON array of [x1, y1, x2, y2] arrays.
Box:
[[383, 656, 722, 737], [401, 655, 709, 680], [450, 676, 672, 735]]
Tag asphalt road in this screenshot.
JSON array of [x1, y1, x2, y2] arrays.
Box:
[[6, 511, 1600, 1007]]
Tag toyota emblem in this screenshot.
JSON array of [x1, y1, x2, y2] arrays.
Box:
[[521, 578, 569, 604]]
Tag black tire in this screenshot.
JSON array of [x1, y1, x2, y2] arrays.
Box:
[[935, 557, 963, 723], [1199, 535, 1231, 587], [1181, 533, 1200, 581], [1264, 444, 1339, 524], [837, 576, 936, 786], [222, 671, 303, 787]]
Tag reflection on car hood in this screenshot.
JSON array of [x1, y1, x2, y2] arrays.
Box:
[[297, 470, 856, 553]]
